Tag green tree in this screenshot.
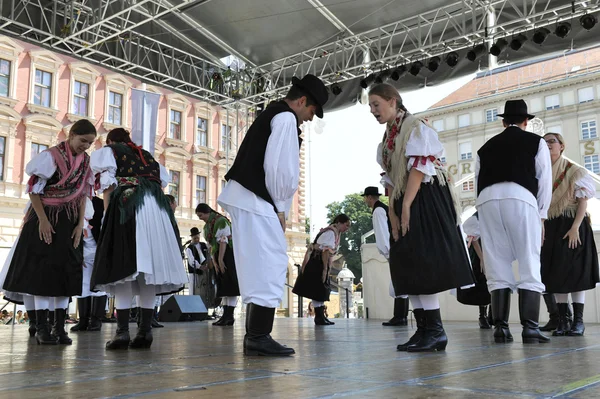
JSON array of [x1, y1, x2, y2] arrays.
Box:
[[305, 216, 311, 245], [325, 193, 388, 283]]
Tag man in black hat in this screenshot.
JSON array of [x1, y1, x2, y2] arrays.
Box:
[[475, 99, 552, 345], [362, 186, 409, 326], [185, 227, 207, 296], [218, 74, 328, 356]]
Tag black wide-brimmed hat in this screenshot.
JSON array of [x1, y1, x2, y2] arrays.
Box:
[[291, 74, 329, 118], [497, 99, 535, 120], [361, 186, 382, 197], [190, 227, 201, 236]]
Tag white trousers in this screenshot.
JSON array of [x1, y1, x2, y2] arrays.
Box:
[[225, 206, 289, 308], [187, 273, 199, 296], [478, 199, 545, 293]]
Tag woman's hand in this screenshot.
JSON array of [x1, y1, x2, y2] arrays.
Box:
[[219, 259, 227, 273], [38, 218, 55, 245], [400, 204, 410, 237], [563, 227, 581, 249], [72, 223, 84, 248], [389, 211, 401, 241]]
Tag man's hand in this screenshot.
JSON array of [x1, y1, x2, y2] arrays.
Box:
[[277, 212, 286, 232]]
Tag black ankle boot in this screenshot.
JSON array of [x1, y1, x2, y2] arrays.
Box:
[[566, 302, 573, 327], [479, 306, 491, 329], [397, 308, 425, 351], [540, 293, 559, 331], [106, 309, 130, 350], [406, 309, 448, 352], [71, 297, 91, 332], [151, 306, 164, 328], [214, 306, 235, 326], [52, 309, 72, 345], [314, 306, 330, 326], [130, 308, 154, 349], [383, 298, 409, 326], [88, 296, 107, 332], [492, 288, 513, 343], [487, 305, 494, 327], [35, 309, 57, 345], [519, 289, 550, 344], [213, 307, 226, 325], [244, 303, 295, 356], [552, 303, 571, 336], [567, 303, 585, 336], [27, 309, 36, 337]]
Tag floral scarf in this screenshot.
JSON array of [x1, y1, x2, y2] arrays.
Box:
[[548, 156, 588, 219], [381, 109, 406, 173]]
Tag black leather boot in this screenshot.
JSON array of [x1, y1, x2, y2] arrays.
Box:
[[566, 302, 573, 327], [48, 310, 55, 326], [35, 309, 57, 345], [244, 303, 295, 356], [539, 293, 559, 331], [406, 309, 448, 352], [151, 306, 164, 328], [479, 306, 491, 329], [27, 309, 36, 337], [492, 288, 513, 343], [88, 296, 107, 332], [314, 306, 330, 326], [106, 309, 130, 350], [487, 305, 494, 327], [552, 303, 571, 336], [567, 303, 585, 336], [397, 308, 425, 351], [519, 289, 550, 344], [130, 308, 154, 349], [213, 306, 226, 325], [383, 298, 409, 326], [52, 309, 72, 345], [215, 306, 235, 326], [71, 297, 91, 332], [322, 307, 335, 325]]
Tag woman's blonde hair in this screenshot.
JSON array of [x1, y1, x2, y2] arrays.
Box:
[[543, 132, 565, 154], [368, 83, 408, 113]]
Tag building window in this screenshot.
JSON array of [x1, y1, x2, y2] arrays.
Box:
[[462, 180, 474, 192], [578, 87, 594, 103], [440, 156, 446, 164], [168, 170, 180, 202], [432, 119, 444, 131], [459, 142, 472, 160], [195, 175, 206, 204], [196, 117, 208, 147], [0, 59, 11, 98], [73, 81, 89, 117], [485, 108, 498, 123], [458, 114, 470, 128], [544, 94, 560, 110], [221, 124, 232, 151], [0, 136, 5, 181], [31, 143, 49, 159], [169, 110, 182, 140], [108, 91, 123, 126], [583, 155, 600, 174], [581, 120, 597, 140], [33, 69, 52, 108]]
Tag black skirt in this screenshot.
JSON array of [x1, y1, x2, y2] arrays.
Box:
[[292, 254, 331, 302], [3, 208, 83, 297], [541, 215, 600, 293], [389, 177, 474, 295], [216, 246, 240, 297], [457, 245, 490, 306]]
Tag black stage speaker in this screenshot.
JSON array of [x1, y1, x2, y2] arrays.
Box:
[[159, 295, 208, 322]]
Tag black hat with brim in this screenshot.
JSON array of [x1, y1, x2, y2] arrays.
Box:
[[291, 74, 329, 118], [497, 99, 535, 120]]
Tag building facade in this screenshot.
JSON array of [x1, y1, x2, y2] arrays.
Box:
[[0, 36, 307, 316]]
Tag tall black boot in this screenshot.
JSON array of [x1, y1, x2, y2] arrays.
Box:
[[406, 309, 448, 352], [383, 297, 409, 326], [244, 303, 295, 356], [479, 306, 491, 329], [35, 309, 57, 345], [215, 306, 235, 326], [106, 309, 130, 350], [487, 305, 494, 327], [397, 308, 425, 351], [48, 310, 55, 326], [539, 293, 559, 331], [151, 306, 164, 328], [27, 309, 36, 337], [491, 288, 513, 343], [519, 289, 550, 344], [213, 306, 226, 325], [88, 296, 107, 332], [567, 303, 585, 336], [130, 308, 154, 349], [566, 302, 573, 327], [52, 309, 72, 345], [71, 297, 91, 332], [552, 303, 571, 336], [314, 306, 329, 326]]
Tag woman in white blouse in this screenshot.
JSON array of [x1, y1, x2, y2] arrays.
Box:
[[369, 83, 474, 352], [541, 133, 599, 336]]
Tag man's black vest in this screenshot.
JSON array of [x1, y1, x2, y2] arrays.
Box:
[[372, 200, 392, 234], [477, 126, 541, 198], [188, 243, 204, 275], [225, 101, 300, 213]]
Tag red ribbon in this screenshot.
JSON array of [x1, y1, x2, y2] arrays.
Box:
[[127, 142, 148, 166]]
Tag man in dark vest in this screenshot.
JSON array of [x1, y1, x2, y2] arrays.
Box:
[[476, 99, 552, 345], [185, 227, 207, 296], [218, 74, 328, 356], [362, 186, 409, 326]]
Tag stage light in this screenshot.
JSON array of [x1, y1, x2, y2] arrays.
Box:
[[331, 83, 342, 95], [510, 34, 528, 51], [375, 70, 391, 84], [555, 21, 572, 38], [466, 44, 486, 62], [390, 65, 407, 81], [580, 14, 597, 30], [359, 73, 375, 89], [409, 60, 423, 76], [445, 52, 459, 67], [532, 27, 551, 45], [489, 38, 508, 56], [427, 56, 441, 72]]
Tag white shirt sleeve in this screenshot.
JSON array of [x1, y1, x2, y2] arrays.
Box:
[[159, 164, 170, 188], [574, 174, 596, 199], [475, 155, 481, 195], [462, 215, 480, 239], [25, 151, 57, 194], [535, 139, 553, 219], [264, 112, 300, 217], [372, 207, 390, 259], [215, 225, 232, 244], [91, 147, 118, 195], [316, 230, 336, 250], [405, 123, 445, 183], [185, 247, 196, 267]]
